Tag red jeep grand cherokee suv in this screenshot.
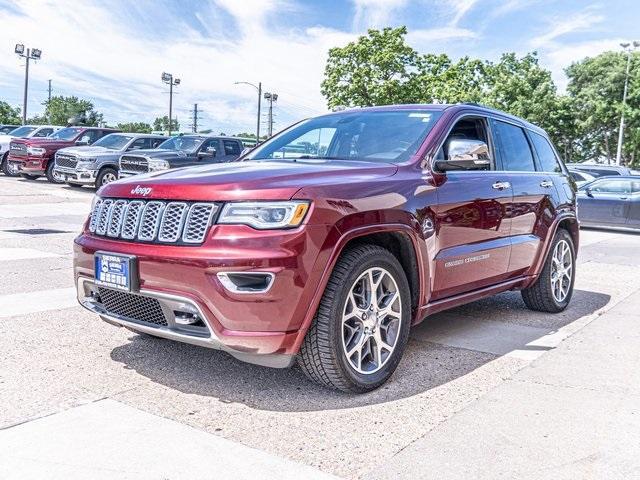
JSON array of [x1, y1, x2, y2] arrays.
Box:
[[8, 126, 119, 183], [74, 104, 578, 392]]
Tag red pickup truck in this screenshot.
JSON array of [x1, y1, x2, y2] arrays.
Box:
[[7, 126, 120, 183]]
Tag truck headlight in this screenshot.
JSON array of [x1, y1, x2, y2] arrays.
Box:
[[76, 158, 97, 169], [148, 159, 170, 172], [218, 201, 309, 229], [27, 147, 46, 156]]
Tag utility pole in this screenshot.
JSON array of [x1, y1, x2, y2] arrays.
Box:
[[234, 81, 262, 145], [615, 41, 639, 166], [263, 92, 278, 137], [161, 72, 180, 136], [191, 103, 199, 133], [14, 44, 42, 125]]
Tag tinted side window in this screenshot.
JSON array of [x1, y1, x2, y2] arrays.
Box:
[[150, 138, 164, 148], [590, 179, 632, 194], [34, 128, 53, 137], [530, 132, 561, 173], [223, 140, 242, 156], [493, 121, 535, 171], [129, 138, 147, 150]]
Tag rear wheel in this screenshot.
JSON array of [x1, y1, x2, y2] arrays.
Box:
[[522, 228, 575, 313], [298, 244, 411, 393], [66, 182, 84, 189], [46, 162, 64, 184], [95, 167, 118, 188]]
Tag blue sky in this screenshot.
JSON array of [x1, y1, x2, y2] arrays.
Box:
[[0, 0, 638, 133]]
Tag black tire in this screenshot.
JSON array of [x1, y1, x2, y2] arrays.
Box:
[[2, 153, 19, 177], [522, 228, 575, 313], [95, 167, 118, 188], [46, 161, 64, 184], [298, 244, 411, 393], [66, 182, 84, 189], [20, 173, 40, 180]]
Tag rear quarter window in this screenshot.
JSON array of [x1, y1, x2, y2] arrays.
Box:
[[530, 132, 562, 173]]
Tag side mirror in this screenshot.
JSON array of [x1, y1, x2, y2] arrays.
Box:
[[435, 138, 491, 172], [585, 187, 594, 197], [75, 140, 89, 146], [199, 146, 216, 159]]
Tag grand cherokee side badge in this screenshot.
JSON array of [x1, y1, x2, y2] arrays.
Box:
[[131, 185, 152, 196]]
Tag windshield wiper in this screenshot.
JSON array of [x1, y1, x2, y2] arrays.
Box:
[[297, 155, 346, 160]]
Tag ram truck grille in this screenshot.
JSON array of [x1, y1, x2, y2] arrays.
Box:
[[89, 198, 218, 245], [120, 155, 149, 173], [9, 143, 27, 156], [56, 153, 78, 169]]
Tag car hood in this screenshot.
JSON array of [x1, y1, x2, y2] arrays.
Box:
[[59, 146, 119, 157], [11, 137, 74, 149], [99, 159, 398, 201], [121, 149, 189, 160]]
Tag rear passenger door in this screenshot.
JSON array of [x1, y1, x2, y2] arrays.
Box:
[[219, 140, 243, 162], [491, 119, 558, 277]]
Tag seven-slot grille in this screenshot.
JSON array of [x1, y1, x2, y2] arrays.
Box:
[[89, 198, 218, 244], [56, 153, 78, 169], [120, 155, 149, 173]]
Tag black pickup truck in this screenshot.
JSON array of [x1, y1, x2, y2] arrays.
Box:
[[118, 135, 243, 178]]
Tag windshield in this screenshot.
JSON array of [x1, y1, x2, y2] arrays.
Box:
[[9, 126, 37, 137], [245, 110, 443, 163], [157, 136, 203, 153], [49, 127, 83, 141], [92, 133, 133, 150]]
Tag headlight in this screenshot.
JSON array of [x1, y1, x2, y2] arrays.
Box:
[[27, 146, 46, 156], [76, 158, 97, 169], [148, 159, 170, 172], [218, 201, 310, 229]]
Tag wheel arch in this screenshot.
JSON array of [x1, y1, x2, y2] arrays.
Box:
[[527, 213, 579, 281]]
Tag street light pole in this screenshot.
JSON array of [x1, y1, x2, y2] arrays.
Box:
[[615, 41, 639, 166], [14, 44, 42, 125], [161, 72, 181, 136], [234, 81, 262, 145]]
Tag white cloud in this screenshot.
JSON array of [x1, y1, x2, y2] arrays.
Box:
[[0, 0, 353, 132], [530, 8, 605, 48], [351, 0, 408, 31], [445, 0, 479, 26], [408, 26, 477, 45]]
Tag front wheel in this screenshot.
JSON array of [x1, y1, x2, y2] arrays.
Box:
[[95, 167, 118, 188], [2, 155, 19, 177], [46, 162, 64, 184], [522, 228, 575, 312], [298, 244, 411, 393], [20, 173, 40, 180]]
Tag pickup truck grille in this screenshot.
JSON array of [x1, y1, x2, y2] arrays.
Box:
[[56, 153, 77, 169], [89, 198, 218, 244], [120, 155, 149, 174], [9, 142, 27, 156]]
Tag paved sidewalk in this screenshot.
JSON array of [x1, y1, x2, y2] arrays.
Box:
[[370, 289, 640, 480]]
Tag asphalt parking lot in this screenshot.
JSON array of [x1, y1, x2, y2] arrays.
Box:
[[1, 176, 639, 479]]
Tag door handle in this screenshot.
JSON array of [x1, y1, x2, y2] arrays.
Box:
[[540, 180, 553, 188], [492, 181, 511, 190], [620, 196, 629, 200]]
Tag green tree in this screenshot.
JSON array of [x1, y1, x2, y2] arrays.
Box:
[[565, 51, 640, 165], [321, 26, 420, 108], [153, 116, 179, 132], [44, 96, 103, 126], [0, 101, 21, 124], [116, 122, 152, 133]]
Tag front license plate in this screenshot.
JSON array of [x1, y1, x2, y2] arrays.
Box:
[[94, 252, 138, 291]]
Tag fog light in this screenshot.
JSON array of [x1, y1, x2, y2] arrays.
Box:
[[174, 311, 202, 325]]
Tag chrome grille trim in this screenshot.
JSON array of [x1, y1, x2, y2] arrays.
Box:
[[138, 201, 165, 241], [89, 198, 217, 244], [182, 203, 218, 243], [56, 153, 77, 169], [158, 202, 188, 242], [121, 201, 144, 240]]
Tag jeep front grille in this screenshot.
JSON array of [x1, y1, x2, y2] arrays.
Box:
[[120, 155, 149, 174], [97, 287, 168, 326], [89, 198, 218, 244], [56, 153, 77, 169]]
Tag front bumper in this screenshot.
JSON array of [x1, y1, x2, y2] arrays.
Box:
[[118, 170, 144, 179], [55, 165, 98, 185], [73, 222, 335, 366], [7, 154, 47, 175]]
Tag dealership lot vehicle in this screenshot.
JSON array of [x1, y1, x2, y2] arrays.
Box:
[[577, 176, 640, 230], [118, 135, 243, 178], [566, 163, 634, 178], [568, 168, 596, 187], [75, 104, 578, 393], [1, 124, 63, 176], [54, 133, 166, 189], [7, 126, 120, 183], [0, 124, 20, 134]]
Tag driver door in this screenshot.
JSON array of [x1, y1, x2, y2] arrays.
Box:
[[195, 139, 220, 165], [431, 115, 513, 300]]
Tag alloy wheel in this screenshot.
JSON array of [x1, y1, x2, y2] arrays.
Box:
[[341, 267, 402, 375], [551, 239, 572, 303], [101, 172, 117, 185]]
